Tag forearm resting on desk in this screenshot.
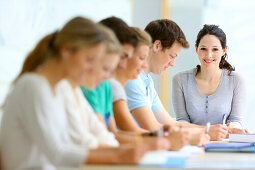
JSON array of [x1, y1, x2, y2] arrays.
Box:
[[86, 145, 150, 165]]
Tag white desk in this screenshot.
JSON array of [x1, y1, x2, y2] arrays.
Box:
[[59, 151, 255, 170]]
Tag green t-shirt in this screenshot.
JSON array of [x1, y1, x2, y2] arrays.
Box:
[[80, 81, 113, 125]]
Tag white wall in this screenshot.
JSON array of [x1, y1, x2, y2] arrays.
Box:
[[169, 0, 204, 116], [0, 0, 132, 106]]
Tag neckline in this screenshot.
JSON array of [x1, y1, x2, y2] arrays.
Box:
[[192, 68, 224, 98]]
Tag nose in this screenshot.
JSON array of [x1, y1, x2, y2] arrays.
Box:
[[168, 59, 175, 67], [118, 58, 128, 69], [141, 60, 148, 69], [206, 50, 213, 58]]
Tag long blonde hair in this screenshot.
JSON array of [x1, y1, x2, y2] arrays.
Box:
[[14, 17, 106, 82]]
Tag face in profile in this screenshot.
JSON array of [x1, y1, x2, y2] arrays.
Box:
[[196, 34, 226, 69], [151, 41, 182, 74], [83, 52, 120, 89], [117, 43, 134, 69], [64, 43, 105, 86], [125, 45, 149, 79]]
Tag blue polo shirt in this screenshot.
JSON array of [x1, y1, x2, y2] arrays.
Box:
[[124, 70, 163, 112]]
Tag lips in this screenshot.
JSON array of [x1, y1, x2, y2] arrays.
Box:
[[204, 59, 214, 64]]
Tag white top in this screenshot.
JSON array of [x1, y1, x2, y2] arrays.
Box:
[[109, 78, 127, 102], [0, 74, 87, 170], [58, 80, 119, 148]]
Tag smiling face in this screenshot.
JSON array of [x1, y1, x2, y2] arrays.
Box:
[[125, 45, 149, 79], [150, 41, 182, 74], [196, 34, 226, 69]]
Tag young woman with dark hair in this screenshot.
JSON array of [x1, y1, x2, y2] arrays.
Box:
[[172, 25, 248, 141]]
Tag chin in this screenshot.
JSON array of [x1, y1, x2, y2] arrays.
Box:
[[132, 75, 138, 79]]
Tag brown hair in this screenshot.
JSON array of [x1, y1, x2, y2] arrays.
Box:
[[195, 24, 234, 75], [100, 25, 122, 55], [131, 27, 152, 48], [14, 17, 106, 82], [145, 19, 189, 50], [99, 16, 138, 48]]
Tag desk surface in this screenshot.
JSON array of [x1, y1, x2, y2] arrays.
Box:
[[59, 151, 255, 170], [58, 141, 255, 170]]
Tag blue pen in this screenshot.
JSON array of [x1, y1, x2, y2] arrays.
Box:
[[222, 114, 226, 125]]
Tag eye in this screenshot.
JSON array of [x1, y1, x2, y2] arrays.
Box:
[[85, 56, 94, 62], [121, 53, 129, 59], [200, 47, 206, 51], [169, 55, 175, 59], [103, 66, 109, 71], [213, 48, 219, 51], [139, 56, 145, 60]]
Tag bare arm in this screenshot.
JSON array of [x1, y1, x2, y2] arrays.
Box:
[[131, 106, 163, 131], [86, 145, 149, 165], [113, 100, 148, 133]]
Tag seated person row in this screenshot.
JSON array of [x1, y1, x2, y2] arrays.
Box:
[[0, 17, 165, 170], [172, 24, 247, 135], [75, 17, 170, 148], [82, 16, 209, 147]]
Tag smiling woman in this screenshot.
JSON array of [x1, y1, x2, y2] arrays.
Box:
[[172, 24, 247, 140]]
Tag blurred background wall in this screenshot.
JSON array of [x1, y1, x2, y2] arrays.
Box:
[[0, 0, 254, 131]]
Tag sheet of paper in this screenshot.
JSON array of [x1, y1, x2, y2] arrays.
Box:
[[229, 133, 255, 143]]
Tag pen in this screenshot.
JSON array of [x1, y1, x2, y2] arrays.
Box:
[[206, 122, 211, 134], [222, 114, 226, 125]]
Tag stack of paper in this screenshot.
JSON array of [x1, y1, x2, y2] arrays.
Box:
[[139, 145, 204, 167], [229, 133, 255, 143]]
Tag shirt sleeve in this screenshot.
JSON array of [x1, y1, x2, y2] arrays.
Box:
[[172, 73, 191, 123], [20, 80, 87, 167], [227, 73, 246, 126], [124, 78, 149, 111], [110, 79, 127, 102]]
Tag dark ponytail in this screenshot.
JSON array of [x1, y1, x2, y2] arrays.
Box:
[[195, 24, 234, 75]]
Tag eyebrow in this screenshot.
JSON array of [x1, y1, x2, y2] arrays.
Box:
[[199, 45, 221, 48]]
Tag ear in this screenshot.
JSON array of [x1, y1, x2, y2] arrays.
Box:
[[195, 45, 198, 53], [59, 45, 72, 60], [152, 40, 162, 53], [223, 46, 228, 56]]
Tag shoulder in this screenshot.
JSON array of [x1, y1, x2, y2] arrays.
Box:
[[99, 81, 112, 91], [125, 71, 147, 90], [15, 73, 50, 95], [57, 79, 73, 98], [173, 68, 195, 82], [109, 78, 122, 91], [223, 69, 245, 83]]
